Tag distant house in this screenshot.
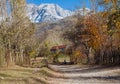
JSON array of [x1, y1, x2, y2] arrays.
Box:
[[50, 45, 66, 53]]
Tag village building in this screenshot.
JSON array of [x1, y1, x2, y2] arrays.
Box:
[[50, 45, 66, 53]]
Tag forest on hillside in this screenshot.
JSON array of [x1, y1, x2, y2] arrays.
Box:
[[0, 0, 120, 68]]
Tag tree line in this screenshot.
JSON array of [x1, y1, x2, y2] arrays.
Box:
[[0, 0, 41, 67], [64, 0, 120, 65]]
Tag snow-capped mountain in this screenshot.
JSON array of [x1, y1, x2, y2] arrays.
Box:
[[27, 3, 91, 23], [27, 3, 73, 23]]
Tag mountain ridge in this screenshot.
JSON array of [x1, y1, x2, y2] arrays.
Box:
[[27, 3, 90, 23], [27, 3, 73, 23]]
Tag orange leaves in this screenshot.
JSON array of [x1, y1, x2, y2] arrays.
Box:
[[73, 50, 84, 59], [84, 15, 103, 49], [72, 14, 105, 50], [74, 50, 82, 56], [104, 0, 110, 3], [104, 0, 117, 5]]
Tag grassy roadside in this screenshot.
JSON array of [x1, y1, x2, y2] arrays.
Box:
[[0, 66, 49, 84]]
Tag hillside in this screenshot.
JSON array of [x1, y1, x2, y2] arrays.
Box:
[[35, 15, 78, 47]]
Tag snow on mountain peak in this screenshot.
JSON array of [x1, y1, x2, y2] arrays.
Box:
[[27, 3, 73, 23], [27, 3, 91, 23]]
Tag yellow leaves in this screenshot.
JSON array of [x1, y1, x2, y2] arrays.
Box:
[[87, 35, 102, 49], [108, 9, 120, 30], [73, 50, 83, 59], [102, 25, 108, 28], [10, 0, 26, 19], [44, 41, 49, 48], [116, 22, 120, 29], [74, 50, 81, 56], [102, 12, 109, 17], [84, 15, 105, 50], [104, 0, 110, 4], [113, 20, 116, 23], [29, 51, 36, 57], [111, 0, 117, 7], [111, 9, 117, 13], [107, 30, 118, 36], [104, 0, 117, 6]]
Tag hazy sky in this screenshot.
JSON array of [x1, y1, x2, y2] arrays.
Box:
[[26, 0, 91, 10]]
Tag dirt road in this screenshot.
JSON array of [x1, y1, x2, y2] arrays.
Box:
[[46, 65, 120, 84], [0, 65, 120, 84]]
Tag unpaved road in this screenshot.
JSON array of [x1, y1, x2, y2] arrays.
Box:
[[0, 65, 120, 84], [46, 65, 120, 84]]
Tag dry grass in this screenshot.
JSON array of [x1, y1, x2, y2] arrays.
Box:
[[0, 65, 48, 84]]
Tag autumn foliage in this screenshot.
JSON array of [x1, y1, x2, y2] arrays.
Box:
[[64, 0, 120, 65]]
